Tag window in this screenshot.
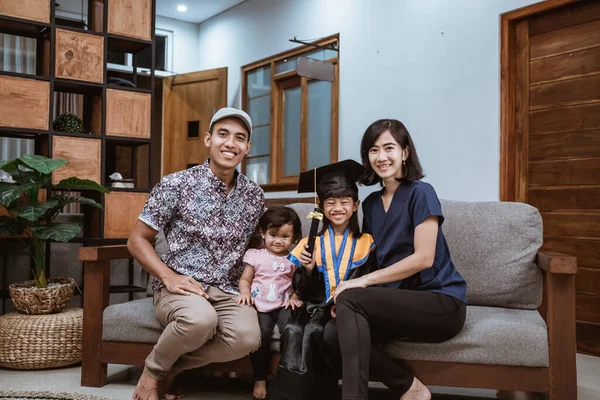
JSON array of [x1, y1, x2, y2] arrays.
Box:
[[242, 35, 339, 191]]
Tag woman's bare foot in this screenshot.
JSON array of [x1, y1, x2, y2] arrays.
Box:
[[399, 377, 431, 400], [132, 368, 160, 400], [253, 380, 267, 399], [162, 373, 184, 400]]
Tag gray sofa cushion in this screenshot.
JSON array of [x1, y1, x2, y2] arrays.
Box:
[[439, 200, 543, 309], [103, 299, 547, 367], [381, 306, 548, 367], [103, 298, 162, 343]]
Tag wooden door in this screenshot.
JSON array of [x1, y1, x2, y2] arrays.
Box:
[[501, 0, 600, 356], [162, 68, 227, 175]]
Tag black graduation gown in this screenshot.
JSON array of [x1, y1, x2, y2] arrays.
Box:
[[267, 252, 376, 400]]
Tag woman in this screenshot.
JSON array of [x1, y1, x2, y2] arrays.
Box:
[[322, 119, 467, 400]]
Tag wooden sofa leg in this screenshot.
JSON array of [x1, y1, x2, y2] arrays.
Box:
[[546, 273, 577, 400], [81, 259, 110, 387], [81, 358, 108, 387]]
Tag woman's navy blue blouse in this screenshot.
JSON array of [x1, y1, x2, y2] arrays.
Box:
[[362, 181, 467, 303]]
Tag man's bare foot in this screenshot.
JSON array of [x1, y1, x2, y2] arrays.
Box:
[[132, 368, 160, 400], [162, 373, 184, 400], [399, 377, 431, 400], [253, 380, 267, 399]]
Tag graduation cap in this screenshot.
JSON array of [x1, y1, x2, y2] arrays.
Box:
[[297, 159, 364, 256], [297, 159, 365, 197]]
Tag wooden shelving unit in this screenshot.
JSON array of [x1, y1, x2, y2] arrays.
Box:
[[0, 0, 157, 310]]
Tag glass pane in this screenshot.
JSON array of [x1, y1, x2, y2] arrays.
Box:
[[248, 125, 270, 157], [276, 57, 297, 74], [246, 156, 270, 185], [308, 81, 332, 170], [247, 95, 271, 127], [283, 86, 301, 176], [304, 48, 338, 61], [247, 66, 271, 98]]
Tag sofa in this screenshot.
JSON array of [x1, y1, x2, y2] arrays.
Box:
[[79, 200, 577, 399]]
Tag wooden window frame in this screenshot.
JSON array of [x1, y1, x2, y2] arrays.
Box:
[[241, 34, 339, 192]]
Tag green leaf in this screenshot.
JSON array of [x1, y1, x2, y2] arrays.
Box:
[[12, 200, 60, 222], [21, 155, 68, 174], [59, 196, 104, 209], [0, 216, 27, 236], [0, 182, 35, 206], [55, 177, 109, 193], [0, 159, 25, 173], [30, 223, 80, 242]]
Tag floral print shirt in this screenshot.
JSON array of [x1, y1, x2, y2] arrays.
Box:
[[139, 160, 264, 294]]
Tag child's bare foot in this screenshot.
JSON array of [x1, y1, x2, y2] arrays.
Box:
[[132, 368, 160, 400], [162, 373, 184, 400], [399, 377, 431, 400], [253, 380, 267, 399]]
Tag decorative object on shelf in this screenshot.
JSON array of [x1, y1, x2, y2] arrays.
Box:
[[0, 308, 83, 370], [0, 155, 109, 314], [53, 113, 84, 134], [108, 172, 134, 188], [108, 77, 136, 88]]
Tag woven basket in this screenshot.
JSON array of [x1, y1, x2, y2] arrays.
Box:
[[0, 308, 83, 370], [9, 277, 75, 315]]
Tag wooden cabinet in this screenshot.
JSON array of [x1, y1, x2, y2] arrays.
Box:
[[51, 136, 102, 184], [108, 0, 152, 41], [55, 29, 104, 84], [0, 0, 50, 23], [103, 192, 149, 238], [106, 89, 151, 138], [0, 76, 50, 130]]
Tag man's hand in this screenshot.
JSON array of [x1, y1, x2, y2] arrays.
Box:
[[237, 292, 255, 306], [330, 305, 336, 318], [299, 245, 316, 271], [163, 273, 209, 298], [285, 293, 303, 310]]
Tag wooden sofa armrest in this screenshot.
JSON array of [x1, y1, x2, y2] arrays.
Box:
[[536, 251, 577, 274], [79, 245, 131, 261], [536, 251, 577, 398], [79, 245, 132, 386]]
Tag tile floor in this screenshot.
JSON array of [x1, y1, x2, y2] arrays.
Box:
[[1, 353, 598, 400]]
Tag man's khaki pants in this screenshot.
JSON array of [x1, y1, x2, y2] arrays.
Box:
[[145, 286, 261, 380]]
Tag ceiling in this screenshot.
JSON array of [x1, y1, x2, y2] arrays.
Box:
[[56, 0, 246, 24]]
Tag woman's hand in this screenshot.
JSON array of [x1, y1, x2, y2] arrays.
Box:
[[236, 292, 255, 306], [285, 293, 303, 310], [333, 276, 368, 302]]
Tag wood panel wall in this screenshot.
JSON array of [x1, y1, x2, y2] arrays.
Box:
[[523, 0, 600, 355]]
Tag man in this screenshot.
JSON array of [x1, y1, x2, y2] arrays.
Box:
[[129, 108, 264, 400]]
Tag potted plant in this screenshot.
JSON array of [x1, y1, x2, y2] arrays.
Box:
[[0, 155, 109, 314]]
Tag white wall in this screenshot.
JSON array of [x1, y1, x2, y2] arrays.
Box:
[[196, 0, 541, 201], [156, 16, 201, 74]]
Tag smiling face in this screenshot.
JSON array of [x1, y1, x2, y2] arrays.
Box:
[[322, 196, 359, 232], [367, 130, 409, 182], [263, 223, 295, 256], [204, 117, 251, 170]]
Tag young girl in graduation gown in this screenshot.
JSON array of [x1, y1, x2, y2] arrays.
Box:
[[322, 120, 467, 400], [267, 160, 376, 400]]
